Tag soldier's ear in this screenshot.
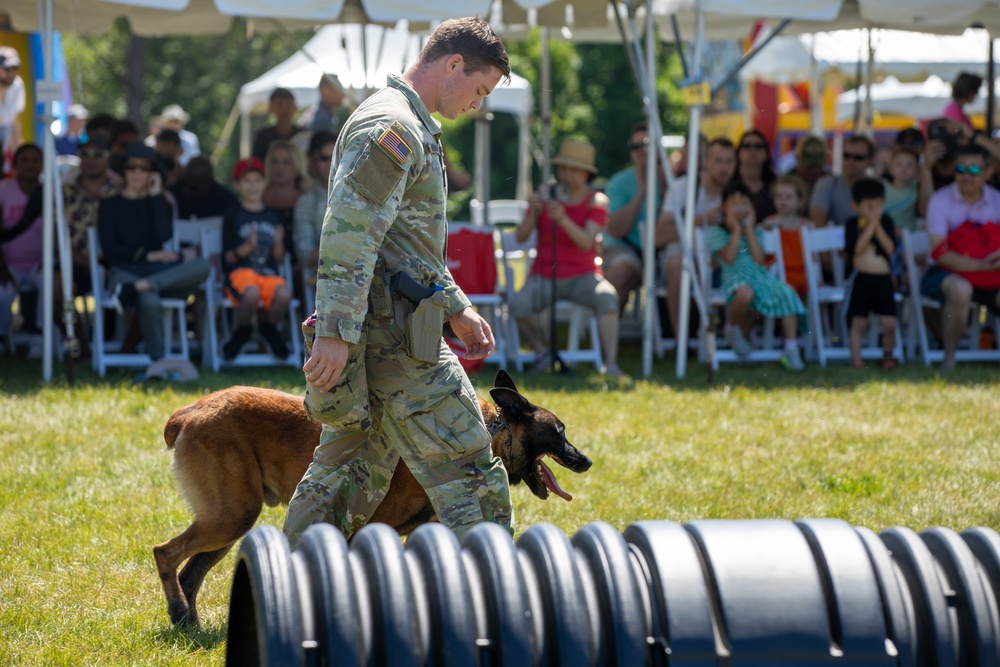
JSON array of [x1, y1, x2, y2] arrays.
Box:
[[447, 54, 464, 74]]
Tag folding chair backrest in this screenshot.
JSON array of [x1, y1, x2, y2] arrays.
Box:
[[86, 227, 105, 295], [447, 223, 498, 296], [470, 199, 529, 227], [801, 226, 845, 285]]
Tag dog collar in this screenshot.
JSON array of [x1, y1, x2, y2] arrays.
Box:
[[486, 407, 512, 458]]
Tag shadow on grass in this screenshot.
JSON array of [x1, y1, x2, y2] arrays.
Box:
[[154, 622, 226, 652]]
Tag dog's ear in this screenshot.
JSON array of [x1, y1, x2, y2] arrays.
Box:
[[493, 369, 518, 393], [489, 386, 532, 421]]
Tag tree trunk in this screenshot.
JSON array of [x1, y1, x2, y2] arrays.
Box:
[[126, 32, 146, 130]]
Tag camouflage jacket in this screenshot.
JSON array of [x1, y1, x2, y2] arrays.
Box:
[[314, 74, 470, 344]]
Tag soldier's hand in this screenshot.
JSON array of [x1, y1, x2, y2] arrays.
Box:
[[450, 307, 495, 360], [303, 335, 349, 392]]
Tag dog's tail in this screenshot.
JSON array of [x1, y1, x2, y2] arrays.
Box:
[[163, 407, 190, 450]]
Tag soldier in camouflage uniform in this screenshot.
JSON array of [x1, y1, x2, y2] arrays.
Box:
[[283, 17, 514, 547]]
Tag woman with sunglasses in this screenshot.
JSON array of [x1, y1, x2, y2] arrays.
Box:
[[97, 143, 209, 361], [735, 129, 777, 222]]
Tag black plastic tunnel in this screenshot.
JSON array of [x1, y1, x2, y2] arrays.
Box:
[[225, 519, 1000, 666]]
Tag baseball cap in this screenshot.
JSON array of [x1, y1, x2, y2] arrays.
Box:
[[233, 156, 266, 181], [797, 135, 826, 166], [0, 46, 21, 69], [68, 103, 89, 120]]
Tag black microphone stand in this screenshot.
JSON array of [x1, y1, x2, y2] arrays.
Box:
[[546, 182, 569, 374]]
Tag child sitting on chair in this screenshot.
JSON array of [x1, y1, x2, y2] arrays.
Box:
[[709, 181, 806, 372], [843, 178, 898, 370], [761, 173, 812, 299], [221, 157, 292, 360]]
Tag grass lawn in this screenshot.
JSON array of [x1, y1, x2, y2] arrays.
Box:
[[1, 348, 998, 665]]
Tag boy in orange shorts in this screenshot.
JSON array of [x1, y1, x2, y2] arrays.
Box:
[[221, 157, 292, 360]]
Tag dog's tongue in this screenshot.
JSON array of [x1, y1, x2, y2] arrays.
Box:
[[537, 455, 573, 501]]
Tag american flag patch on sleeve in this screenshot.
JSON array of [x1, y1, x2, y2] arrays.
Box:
[[377, 127, 412, 165]]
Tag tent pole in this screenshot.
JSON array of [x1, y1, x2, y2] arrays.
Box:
[[39, 0, 54, 381], [641, 0, 658, 378], [988, 35, 995, 137], [540, 27, 551, 185], [710, 19, 791, 98], [676, 6, 705, 380]]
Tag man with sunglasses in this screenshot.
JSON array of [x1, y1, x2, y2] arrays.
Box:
[[809, 135, 874, 228], [0, 47, 25, 166], [923, 144, 1000, 370]]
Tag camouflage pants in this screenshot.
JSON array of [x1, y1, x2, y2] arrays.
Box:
[[283, 306, 513, 548]]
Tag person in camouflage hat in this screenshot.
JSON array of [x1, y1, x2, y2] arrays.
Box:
[[283, 17, 514, 547]]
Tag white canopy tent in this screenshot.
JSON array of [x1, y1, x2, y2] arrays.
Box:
[[835, 75, 997, 124]]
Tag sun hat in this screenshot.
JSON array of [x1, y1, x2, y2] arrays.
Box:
[[233, 156, 266, 181], [550, 138, 599, 174], [161, 104, 190, 124]]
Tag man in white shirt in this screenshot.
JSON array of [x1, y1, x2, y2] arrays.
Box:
[[0, 47, 26, 166]]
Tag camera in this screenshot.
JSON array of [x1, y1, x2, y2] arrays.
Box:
[[928, 118, 959, 160], [547, 183, 564, 202]]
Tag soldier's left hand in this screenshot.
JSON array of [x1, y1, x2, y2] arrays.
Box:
[[450, 307, 495, 360]]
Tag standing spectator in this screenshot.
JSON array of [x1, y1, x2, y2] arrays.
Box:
[[882, 146, 920, 234], [220, 157, 292, 361], [655, 137, 737, 337], [252, 88, 302, 162], [55, 104, 89, 157], [943, 72, 983, 130], [299, 74, 353, 137], [761, 174, 812, 298], [159, 104, 201, 167], [97, 143, 209, 361], [511, 138, 625, 378], [809, 134, 874, 228], [708, 181, 806, 371], [262, 139, 309, 246], [0, 47, 25, 165], [293, 131, 337, 272], [169, 156, 238, 220], [153, 129, 184, 187], [843, 179, 898, 369], [602, 122, 665, 312], [922, 144, 1000, 370], [735, 129, 777, 221], [0, 144, 44, 340], [787, 134, 827, 206]]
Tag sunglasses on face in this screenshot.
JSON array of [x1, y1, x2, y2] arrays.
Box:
[[740, 142, 766, 150], [80, 149, 109, 159], [956, 163, 984, 176], [126, 161, 152, 172], [843, 152, 870, 161]]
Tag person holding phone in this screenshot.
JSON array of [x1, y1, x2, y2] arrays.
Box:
[[97, 143, 209, 361]]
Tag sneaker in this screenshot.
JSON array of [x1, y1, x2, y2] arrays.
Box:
[[779, 346, 805, 372], [602, 363, 630, 379], [111, 282, 138, 314], [258, 322, 289, 360], [222, 325, 253, 361], [882, 356, 896, 370], [529, 349, 552, 373], [724, 326, 753, 358]]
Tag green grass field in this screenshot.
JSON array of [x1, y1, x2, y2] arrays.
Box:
[[1, 350, 998, 665]]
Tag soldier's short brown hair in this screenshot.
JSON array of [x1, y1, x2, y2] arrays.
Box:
[[418, 17, 510, 81]]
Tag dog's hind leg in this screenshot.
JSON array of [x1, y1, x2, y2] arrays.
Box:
[[177, 544, 235, 625]]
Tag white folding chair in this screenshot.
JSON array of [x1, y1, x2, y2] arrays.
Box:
[[498, 226, 603, 372], [200, 227, 303, 371], [902, 229, 1000, 366], [695, 226, 787, 369], [447, 222, 508, 367], [86, 227, 190, 376], [801, 226, 904, 366], [469, 199, 529, 227]]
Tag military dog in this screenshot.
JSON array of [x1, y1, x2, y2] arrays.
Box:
[[153, 370, 592, 626]]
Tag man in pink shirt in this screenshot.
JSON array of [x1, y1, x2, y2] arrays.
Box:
[[922, 143, 1000, 369]]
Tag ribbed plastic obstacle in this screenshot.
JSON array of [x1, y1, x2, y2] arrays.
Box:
[[225, 519, 1000, 666]]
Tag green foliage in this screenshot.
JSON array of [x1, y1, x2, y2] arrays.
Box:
[[1, 353, 999, 664]]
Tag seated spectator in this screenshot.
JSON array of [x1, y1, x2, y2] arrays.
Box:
[[922, 144, 1000, 370], [0, 144, 44, 340], [735, 129, 776, 221], [262, 139, 309, 247], [97, 143, 209, 361], [252, 88, 302, 162], [293, 131, 337, 273], [809, 134, 873, 228], [159, 104, 201, 167], [761, 174, 812, 298], [169, 156, 238, 220], [602, 122, 665, 312], [55, 104, 89, 157], [153, 128, 184, 187], [709, 181, 806, 372], [221, 157, 292, 360], [655, 137, 736, 337], [510, 139, 625, 378], [843, 179, 898, 369], [786, 134, 827, 205], [882, 146, 920, 234]]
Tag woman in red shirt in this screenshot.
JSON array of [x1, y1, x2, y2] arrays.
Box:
[[510, 139, 626, 378]]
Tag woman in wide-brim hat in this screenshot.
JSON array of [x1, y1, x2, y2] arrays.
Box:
[[510, 138, 628, 379]]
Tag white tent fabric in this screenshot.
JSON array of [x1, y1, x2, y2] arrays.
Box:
[[835, 75, 995, 124], [740, 28, 993, 84]]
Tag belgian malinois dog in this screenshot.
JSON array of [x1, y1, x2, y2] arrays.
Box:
[[154, 370, 592, 626]]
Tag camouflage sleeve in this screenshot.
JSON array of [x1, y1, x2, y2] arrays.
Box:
[[314, 120, 414, 343], [439, 268, 472, 318]]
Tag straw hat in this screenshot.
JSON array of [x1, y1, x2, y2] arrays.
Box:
[[551, 138, 598, 174]]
